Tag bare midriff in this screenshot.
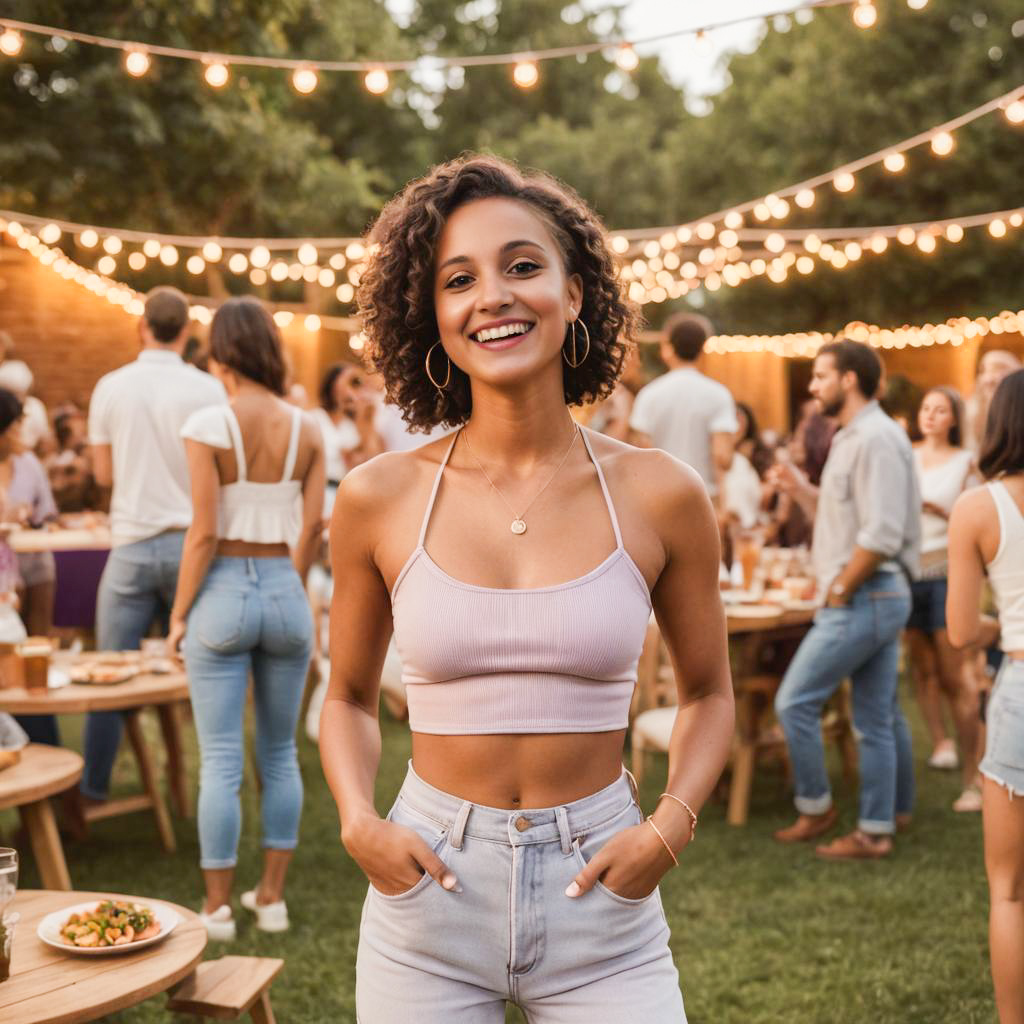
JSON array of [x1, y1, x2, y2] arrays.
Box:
[[1011, 650, 1024, 661], [216, 539, 290, 558], [411, 730, 628, 809]]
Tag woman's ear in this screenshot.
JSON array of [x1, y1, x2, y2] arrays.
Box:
[[566, 273, 583, 320]]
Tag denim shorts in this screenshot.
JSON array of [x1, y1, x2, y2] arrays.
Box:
[[980, 658, 1024, 797], [356, 764, 685, 1023], [907, 577, 948, 635]]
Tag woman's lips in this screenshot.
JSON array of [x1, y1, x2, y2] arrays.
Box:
[[473, 324, 534, 351]]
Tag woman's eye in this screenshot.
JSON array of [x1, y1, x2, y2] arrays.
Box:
[[509, 260, 540, 275], [444, 273, 473, 289]]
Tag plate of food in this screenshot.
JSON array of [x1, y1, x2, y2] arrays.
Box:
[[68, 662, 139, 685], [37, 899, 178, 955]]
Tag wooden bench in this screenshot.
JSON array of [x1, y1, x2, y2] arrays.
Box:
[[167, 956, 284, 1022]]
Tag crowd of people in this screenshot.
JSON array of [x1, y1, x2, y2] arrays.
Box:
[[0, 155, 1021, 1021]]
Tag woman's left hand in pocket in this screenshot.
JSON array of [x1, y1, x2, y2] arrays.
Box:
[[566, 822, 682, 901], [167, 616, 186, 657]]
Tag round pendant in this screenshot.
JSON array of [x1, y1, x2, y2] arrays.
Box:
[[510, 519, 527, 535]]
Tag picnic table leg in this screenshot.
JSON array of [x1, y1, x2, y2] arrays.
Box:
[[19, 798, 72, 890], [727, 687, 760, 826], [156, 701, 190, 818], [249, 991, 277, 1024], [125, 709, 177, 853]]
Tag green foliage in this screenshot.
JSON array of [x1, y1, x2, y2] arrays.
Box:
[[0, 0, 1019, 329]]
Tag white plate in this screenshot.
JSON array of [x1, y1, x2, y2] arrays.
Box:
[[37, 899, 179, 955], [726, 604, 784, 618]]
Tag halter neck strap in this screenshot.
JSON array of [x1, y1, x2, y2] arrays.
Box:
[[418, 427, 463, 548], [579, 427, 624, 549]]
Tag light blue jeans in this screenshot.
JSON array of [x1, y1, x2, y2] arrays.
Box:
[[184, 557, 313, 870], [980, 658, 1024, 797], [357, 765, 685, 1023], [774, 571, 914, 835], [84, 530, 185, 800]]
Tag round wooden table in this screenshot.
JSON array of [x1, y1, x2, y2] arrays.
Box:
[[0, 669, 191, 853], [2, 889, 206, 1024], [7, 528, 112, 554], [0, 746, 82, 890]]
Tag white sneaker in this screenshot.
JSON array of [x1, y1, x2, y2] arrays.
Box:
[[927, 745, 959, 770], [198, 904, 236, 942], [240, 890, 289, 932]]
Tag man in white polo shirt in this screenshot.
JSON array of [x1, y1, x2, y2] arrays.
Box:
[[85, 287, 225, 803], [628, 312, 738, 506]]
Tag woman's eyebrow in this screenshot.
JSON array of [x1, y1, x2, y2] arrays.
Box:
[[437, 239, 545, 272]]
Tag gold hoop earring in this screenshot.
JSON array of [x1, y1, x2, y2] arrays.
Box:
[[425, 340, 451, 393], [562, 318, 591, 368]]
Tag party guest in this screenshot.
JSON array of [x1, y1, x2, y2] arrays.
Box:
[[906, 387, 980, 810], [964, 349, 1021, 453], [321, 155, 732, 1021], [86, 287, 225, 805], [171, 297, 323, 940], [0, 360, 53, 455], [948, 369, 1024, 1024], [770, 339, 920, 860]]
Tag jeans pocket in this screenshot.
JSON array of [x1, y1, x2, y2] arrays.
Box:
[[572, 803, 658, 906], [194, 590, 248, 653], [369, 799, 450, 902], [989, 692, 1024, 771]]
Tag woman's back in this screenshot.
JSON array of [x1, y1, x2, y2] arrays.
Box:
[[985, 477, 1024, 653]]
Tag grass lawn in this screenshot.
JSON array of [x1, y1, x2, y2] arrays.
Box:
[[2, 690, 994, 1024]]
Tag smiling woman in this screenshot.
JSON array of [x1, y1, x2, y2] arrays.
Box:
[[358, 154, 634, 430], [320, 154, 734, 1023]]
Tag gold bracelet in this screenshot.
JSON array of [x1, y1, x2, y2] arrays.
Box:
[[646, 817, 679, 867], [658, 792, 698, 842]]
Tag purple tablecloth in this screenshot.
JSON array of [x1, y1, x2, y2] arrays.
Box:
[[53, 548, 109, 629]]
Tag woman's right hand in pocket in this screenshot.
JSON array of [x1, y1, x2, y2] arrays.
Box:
[[342, 812, 459, 896]]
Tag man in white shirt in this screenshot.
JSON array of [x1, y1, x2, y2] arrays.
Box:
[[628, 313, 738, 504], [85, 287, 225, 803]]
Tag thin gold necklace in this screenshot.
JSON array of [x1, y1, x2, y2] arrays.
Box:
[[461, 424, 580, 536]]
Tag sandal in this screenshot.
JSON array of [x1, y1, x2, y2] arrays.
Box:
[[953, 786, 982, 813]]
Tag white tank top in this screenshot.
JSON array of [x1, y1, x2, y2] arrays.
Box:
[[181, 404, 303, 547], [986, 481, 1024, 652]]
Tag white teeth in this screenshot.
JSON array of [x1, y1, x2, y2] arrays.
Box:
[[474, 322, 532, 343]]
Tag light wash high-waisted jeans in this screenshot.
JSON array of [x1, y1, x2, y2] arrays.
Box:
[[980, 658, 1024, 797], [356, 764, 685, 1023], [184, 556, 313, 869]]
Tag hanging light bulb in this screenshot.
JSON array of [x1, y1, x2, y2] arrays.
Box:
[[364, 68, 390, 95], [204, 61, 230, 88], [124, 49, 151, 77], [250, 245, 271, 268], [883, 152, 906, 173], [228, 252, 249, 273], [39, 223, 61, 244], [1005, 100, 1024, 125], [930, 131, 955, 156], [615, 45, 639, 72], [292, 66, 319, 94], [0, 28, 22, 56], [159, 244, 179, 266], [753, 203, 772, 222], [304, 314, 322, 332], [97, 255, 117, 276], [79, 229, 99, 248], [852, 2, 878, 29], [513, 61, 539, 89], [297, 243, 318, 266], [907, 0, 928, 8], [128, 251, 147, 270], [724, 210, 744, 230], [186, 255, 206, 275], [202, 241, 223, 262], [795, 189, 815, 209], [916, 233, 937, 253], [103, 236, 123, 255], [989, 219, 1008, 238], [833, 172, 856, 193], [945, 223, 965, 243], [143, 238, 161, 258]]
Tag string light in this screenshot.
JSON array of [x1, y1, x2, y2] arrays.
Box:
[[513, 61, 539, 89], [203, 60, 229, 88], [102, 236, 123, 255], [795, 189, 816, 209], [78, 229, 98, 248], [852, 2, 877, 29], [945, 223, 965, 243], [304, 314, 322, 332], [127, 251, 146, 270], [202, 241, 223, 262], [930, 131, 955, 156], [615, 45, 640, 72], [833, 171, 856, 193], [989, 219, 1008, 238], [297, 243, 318, 266], [250, 245, 271, 268], [39, 223, 61, 244], [186, 254, 205, 274], [883, 152, 906, 172], [0, 28, 23, 57], [159, 244, 179, 266], [97, 255, 116, 275], [907, 0, 928, 8], [364, 68, 389, 94], [292, 67, 318, 94], [228, 252, 248, 273], [124, 49, 151, 77], [1006, 100, 1024, 125]]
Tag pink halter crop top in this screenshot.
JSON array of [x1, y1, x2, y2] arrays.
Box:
[[390, 427, 652, 735]]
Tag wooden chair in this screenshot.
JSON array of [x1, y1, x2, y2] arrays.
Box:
[[167, 956, 283, 1023]]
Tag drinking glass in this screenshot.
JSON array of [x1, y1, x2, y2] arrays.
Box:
[[0, 849, 17, 916], [733, 526, 765, 593]]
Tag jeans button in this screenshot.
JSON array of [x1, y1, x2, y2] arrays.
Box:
[[514, 816, 531, 832]]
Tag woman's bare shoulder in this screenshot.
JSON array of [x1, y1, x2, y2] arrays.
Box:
[[335, 437, 451, 513]]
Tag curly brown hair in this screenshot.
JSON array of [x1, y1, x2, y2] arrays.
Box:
[[357, 154, 639, 430]]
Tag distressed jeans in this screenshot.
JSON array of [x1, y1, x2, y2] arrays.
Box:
[[775, 571, 914, 835]]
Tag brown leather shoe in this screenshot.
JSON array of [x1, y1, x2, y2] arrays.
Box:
[[815, 829, 892, 861], [773, 806, 839, 843]]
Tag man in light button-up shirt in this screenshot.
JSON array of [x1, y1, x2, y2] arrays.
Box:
[[769, 340, 920, 860]]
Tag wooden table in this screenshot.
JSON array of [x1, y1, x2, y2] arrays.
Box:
[[7, 528, 111, 554], [0, 746, 82, 890], [632, 604, 856, 825], [0, 666, 191, 852], [2, 889, 206, 1024]]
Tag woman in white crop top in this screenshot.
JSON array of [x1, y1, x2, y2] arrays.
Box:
[[948, 368, 1024, 1023], [170, 298, 325, 942], [905, 387, 981, 810], [319, 155, 733, 1022]]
